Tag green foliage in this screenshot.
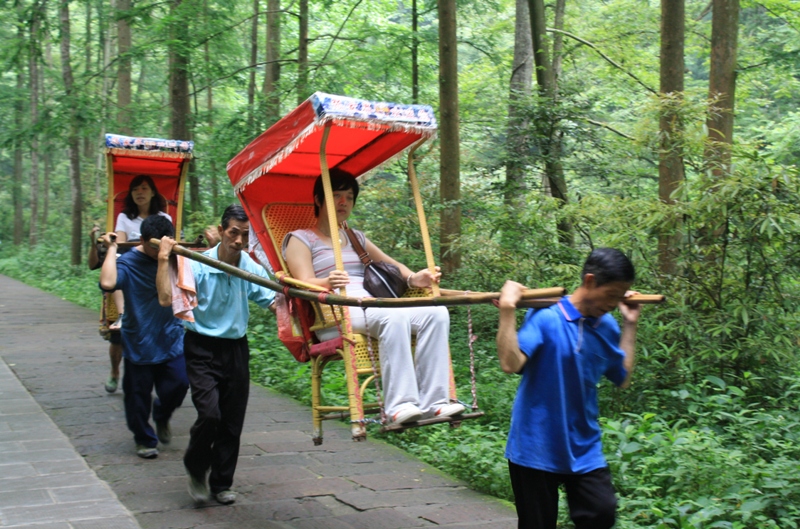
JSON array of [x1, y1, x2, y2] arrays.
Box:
[[606, 377, 800, 528], [5, 0, 800, 526], [0, 229, 103, 311]]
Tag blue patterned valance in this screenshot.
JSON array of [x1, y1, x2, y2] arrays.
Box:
[[105, 133, 194, 153], [310, 92, 437, 128]]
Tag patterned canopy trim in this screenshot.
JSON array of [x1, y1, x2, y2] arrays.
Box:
[[231, 92, 437, 194], [105, 133, 194, 154], [312, 92, 437, 127]]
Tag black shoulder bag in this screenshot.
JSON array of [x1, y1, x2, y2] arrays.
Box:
[[343, 227, 408, 299]]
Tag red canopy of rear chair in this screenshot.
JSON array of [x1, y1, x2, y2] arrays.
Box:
[[226, 92, 438, 272], [104, 133, 194, 235]]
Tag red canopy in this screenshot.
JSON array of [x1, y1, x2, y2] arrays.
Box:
[[104, 134, 193, 233], [227, 92, 438, 270]]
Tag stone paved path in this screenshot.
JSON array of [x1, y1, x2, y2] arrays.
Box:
[[0, 275, 516, 529]]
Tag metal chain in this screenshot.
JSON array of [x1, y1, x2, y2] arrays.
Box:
[[351, 417, 382, 425], [466, 296, 479, 411]]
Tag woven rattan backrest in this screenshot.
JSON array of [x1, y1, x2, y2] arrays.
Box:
[[262, 202, 317, 272]]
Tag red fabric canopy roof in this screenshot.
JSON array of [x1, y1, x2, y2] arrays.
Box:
[[227, 92, 437, 270]]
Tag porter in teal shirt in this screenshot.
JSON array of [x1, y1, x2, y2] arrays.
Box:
[[184, 245, 275, 339]]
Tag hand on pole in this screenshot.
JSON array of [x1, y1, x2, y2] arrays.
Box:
[[619, 290, 642, 324], [327, 269, 350, 289], [498, 280, 527, 310]]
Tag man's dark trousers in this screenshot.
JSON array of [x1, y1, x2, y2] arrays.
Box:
[[183, 330, 250, 494], [508, 461, 617, 529], [122, 355, 189, 448]]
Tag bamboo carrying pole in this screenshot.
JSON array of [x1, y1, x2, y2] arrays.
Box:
[[149, 239, 573, 308], [438, 289, 666, 307], [319, 124, 344, 285], [105, 153, 115, 232], [99, 236, 205, 249], [317, 123, 362, 440], [406, 139, 440, 297]]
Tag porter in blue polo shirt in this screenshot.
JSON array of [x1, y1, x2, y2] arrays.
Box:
[[506, 296, 627, 474], [496, 248, 641, 529]]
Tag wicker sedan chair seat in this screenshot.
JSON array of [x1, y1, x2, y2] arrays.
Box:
[[262, 202, 464, 445]]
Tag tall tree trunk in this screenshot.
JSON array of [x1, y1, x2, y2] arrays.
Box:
[[29, 1, 42, 247], [135, 60, 146, 105], [96, 0, 114, 199], [528, 0, 571, 244], [705, 0, 739, 176], [13, 10, 24, 247], [84, 0, 91, 73], [411, 0, 419, 103], [42, 39, 54, 230], [264, 0, 281, 124], [60, 0, 83, 265], [85, 0, 99, 161], [43, 148, 51, 229], [658, 0, 686, 275], [699, 0, 739, 279], [117, 0, 132, 134], [529, 0, 553, 97], [297, 0, 308, 105], [169, 0, 196, 213], [204, 8, 219, 218], [551, 0, 565, 88], [437, 0, 461, 272], [505, 0, 533, 207], [247, 0, 258, 131]]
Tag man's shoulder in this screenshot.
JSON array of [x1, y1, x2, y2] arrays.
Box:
[[240, 251, 269, 276], [189, 247, 217, 273], [117, 248, 141, 267], [524, 304, 562, 327], [596, 313, 622, 333], [120, 248, 153, 266]]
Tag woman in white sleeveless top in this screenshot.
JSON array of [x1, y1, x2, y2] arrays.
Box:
[[283, 171, 465, 425]]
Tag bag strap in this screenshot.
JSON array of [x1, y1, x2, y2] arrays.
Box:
[[343, 225, 373, 267]]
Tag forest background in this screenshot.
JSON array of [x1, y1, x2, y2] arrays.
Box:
[[2, 0, 800, 526]]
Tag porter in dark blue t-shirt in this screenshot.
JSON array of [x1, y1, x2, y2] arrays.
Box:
[[111, 249, 184, 364]]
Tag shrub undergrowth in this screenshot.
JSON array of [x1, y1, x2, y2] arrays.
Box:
[[5, 157, 800, 527]]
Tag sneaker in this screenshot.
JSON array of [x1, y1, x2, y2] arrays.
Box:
[[136, 445, 158, 459], [155, 420, 172, 445], [187, 470, 210, 503], [434, 403, 466, 418], [109, 313, 124, 331], [390, 405, 423, 424], [215, 490, 237, 505], [105, 376, 119, 393]]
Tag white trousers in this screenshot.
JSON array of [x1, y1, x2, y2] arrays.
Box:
[[355, 306, 451, 417]]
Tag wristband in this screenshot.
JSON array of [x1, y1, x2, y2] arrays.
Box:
[[406, 273, 414, 288]]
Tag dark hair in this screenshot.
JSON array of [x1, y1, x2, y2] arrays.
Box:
[[140, 214, 174, 242], [581, 248, 635, 286], [312, 168, 360, 217], [122, 175, 167, 220], [221, 203, 249, 230]]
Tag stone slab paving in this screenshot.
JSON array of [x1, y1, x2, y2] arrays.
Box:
[[0, 353, 139, 529], [0, 275, 517, 528]]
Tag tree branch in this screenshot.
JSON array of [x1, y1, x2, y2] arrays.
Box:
[[313, 0, 364, 76], [546, 27, 657, 95], [582, 118, 636, 140]]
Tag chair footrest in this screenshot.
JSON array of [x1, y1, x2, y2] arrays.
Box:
[[380, 411, 484, 433]]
